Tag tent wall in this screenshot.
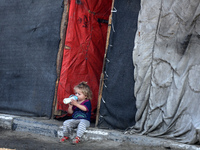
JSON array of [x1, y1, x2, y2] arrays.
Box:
[[0, 0, 63, 117], [127, 0, 200, 144], [97, 0, 140, 129]]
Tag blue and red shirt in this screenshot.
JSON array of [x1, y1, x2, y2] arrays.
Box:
[[72, 99, 91, 121]]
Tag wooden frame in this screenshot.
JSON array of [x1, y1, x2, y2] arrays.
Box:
[[52, 0, 115, 125]]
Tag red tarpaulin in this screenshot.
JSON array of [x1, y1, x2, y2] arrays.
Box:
[[57, 0, 112, 119]]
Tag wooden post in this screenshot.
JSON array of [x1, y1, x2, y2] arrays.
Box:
[[51, 0, 69, 118], [95, 0, 115, 126]]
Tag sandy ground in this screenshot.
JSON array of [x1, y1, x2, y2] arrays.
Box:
[[0, 128, 181, 150]]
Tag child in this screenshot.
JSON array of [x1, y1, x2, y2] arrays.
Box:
[[60, 81, 92, 144]]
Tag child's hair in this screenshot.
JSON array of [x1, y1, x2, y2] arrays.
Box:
[[74, 81, 92, 100]]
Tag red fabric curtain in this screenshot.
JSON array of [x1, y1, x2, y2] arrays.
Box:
[[57, 0, 112, 119]]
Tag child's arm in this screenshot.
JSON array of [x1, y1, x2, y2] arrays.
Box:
[[71, 100, 87, 111], [67, 104, 74, 114]]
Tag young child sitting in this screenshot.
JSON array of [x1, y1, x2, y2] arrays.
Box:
[[60, 81, 92, 144]]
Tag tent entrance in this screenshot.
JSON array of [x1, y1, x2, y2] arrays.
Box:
[[52, 0, 113, 122]]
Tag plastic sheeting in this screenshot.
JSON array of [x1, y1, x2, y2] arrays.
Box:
[[57, 0, 112, 119], [97, 0, 140, 130], [0, 0, 63, 117], [127, 0, 200, 144]]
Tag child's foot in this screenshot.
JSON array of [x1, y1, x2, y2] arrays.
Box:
[[60, 136, 69, 142], [72, 136, 80, 144]]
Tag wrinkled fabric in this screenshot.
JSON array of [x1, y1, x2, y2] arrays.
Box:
[[129, 0, 200, 144]]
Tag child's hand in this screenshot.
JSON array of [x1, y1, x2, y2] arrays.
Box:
[[70, 99, 78, 106], [67, 102, 73, 114], [68, 102, 73, 107]]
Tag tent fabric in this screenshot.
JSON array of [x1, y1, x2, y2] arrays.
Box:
[[57, 0, 112, 119], [0, 0, 63, 117], [127, 0, 200, 144], [97, 0, 140, 130]]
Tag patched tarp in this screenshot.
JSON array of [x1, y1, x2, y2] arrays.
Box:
[[0, 0, 63, 117], [57, 0, 112, 119], [97, 0, 140, 129], [127, 0, 200, 144]]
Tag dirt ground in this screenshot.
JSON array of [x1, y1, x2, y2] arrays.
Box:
[[0, 128, 182, 150]]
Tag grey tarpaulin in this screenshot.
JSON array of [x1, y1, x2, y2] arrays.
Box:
[[127, 0, 200, 144], [97, 0, 140, 130], [0, 0, 63, 118]]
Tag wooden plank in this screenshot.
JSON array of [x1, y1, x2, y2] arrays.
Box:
[[51, 0, 69, 118]]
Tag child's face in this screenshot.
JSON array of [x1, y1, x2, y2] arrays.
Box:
[[74, 88, 86, 101]]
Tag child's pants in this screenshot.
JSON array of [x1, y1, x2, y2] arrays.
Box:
[[63, 119, 90, 138]]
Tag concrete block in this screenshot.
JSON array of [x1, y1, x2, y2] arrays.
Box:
[[0, 115, 14, 130], [12, 117, 59, 137]]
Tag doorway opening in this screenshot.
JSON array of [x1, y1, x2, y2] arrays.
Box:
[[52, 0, 114, 125]]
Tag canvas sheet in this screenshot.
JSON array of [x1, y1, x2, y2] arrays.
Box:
[[0, 0, 63, 117], [128, 0, 200, 144], [97, 0, 140, 129]]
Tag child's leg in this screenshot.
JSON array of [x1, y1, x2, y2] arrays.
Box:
[[76, 119, 90, 138], [63, 119, 79, 137]]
